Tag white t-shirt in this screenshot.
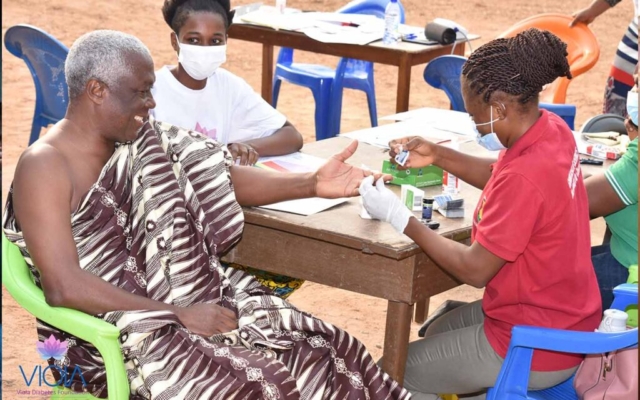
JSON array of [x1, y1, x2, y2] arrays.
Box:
[[151, 66, 287, 144]]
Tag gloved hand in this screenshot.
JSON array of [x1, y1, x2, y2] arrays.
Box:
[[358, 176, 414, 233]]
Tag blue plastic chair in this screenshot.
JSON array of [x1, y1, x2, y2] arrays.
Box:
[[272, 0, 405, 140], [487, 283, 639, 400], [4, 24, 69, 146], [423, 55, 577, 129], [423, 55, 467, 112]]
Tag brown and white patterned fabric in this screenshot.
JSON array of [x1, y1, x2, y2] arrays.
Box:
[[3, 118, 411, 400]]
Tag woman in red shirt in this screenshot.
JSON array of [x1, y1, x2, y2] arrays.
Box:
[[360, 28, 602, 399]]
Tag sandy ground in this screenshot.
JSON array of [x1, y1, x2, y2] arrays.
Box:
[[2, 0, 629, 397]]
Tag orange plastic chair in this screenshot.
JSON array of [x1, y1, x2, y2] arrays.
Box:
[[498, 13, 600, 104]]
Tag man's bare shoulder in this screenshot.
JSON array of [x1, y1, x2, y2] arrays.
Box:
[[14, 141, 71, 186]]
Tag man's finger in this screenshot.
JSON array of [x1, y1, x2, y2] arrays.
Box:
[[375, 177, 386, 191], [333, 140, 359, 162]]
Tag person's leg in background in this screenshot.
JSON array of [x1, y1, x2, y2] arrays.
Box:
[[591, 244, 630, 309], [603, 20, 638, 116], [398, 301, 576, 400]]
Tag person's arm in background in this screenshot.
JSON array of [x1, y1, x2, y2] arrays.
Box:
[[570, 0, 621, 26], [586, 119, 638, 218], [585, 174, 627, 218], [242, 121, 303, 156], [226, 73, 303, 165]]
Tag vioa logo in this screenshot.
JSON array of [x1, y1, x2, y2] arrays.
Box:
[[18, 335, 87, 395]]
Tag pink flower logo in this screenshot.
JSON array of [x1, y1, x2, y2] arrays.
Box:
[[195, 122, 217, 139], [36, 335, 68, 360]]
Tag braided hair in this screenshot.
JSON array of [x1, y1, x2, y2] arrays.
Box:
[[162, 0, 235, 33], [462, 28, 572, 104]]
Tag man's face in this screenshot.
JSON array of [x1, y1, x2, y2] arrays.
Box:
[[102, 52, 156, 142]]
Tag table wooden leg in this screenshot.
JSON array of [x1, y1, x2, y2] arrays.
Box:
[[395, 55, 412, 113], [261, 44, 274, 104], [414, 297, 430, 324], [382, 300, 414, 385]]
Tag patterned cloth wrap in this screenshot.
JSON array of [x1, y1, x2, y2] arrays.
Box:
[[3, 118, 410, 400]]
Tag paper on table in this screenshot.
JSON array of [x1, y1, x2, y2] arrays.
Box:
[[254, 153, 348, 216], [380, 107, 469, 122], [239, 7, 313, 31], [342, 116, 474, 149], [573, 131, 591, 155], [302, 24, 383, 45], [379, 107, 477, 137]]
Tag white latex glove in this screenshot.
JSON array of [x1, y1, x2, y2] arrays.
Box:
[[358, 176, 414, 233]]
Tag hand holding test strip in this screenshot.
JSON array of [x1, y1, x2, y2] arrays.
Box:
[[395, 145, 410, 167]]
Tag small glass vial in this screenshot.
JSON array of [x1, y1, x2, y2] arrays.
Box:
[[275, 0, 286, 14], [422, 198, 434, 221]]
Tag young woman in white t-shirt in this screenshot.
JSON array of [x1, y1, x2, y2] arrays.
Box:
[[152, 0, 303, 166]]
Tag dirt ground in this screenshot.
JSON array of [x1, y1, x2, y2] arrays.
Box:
[[2, 0, 629, 397]]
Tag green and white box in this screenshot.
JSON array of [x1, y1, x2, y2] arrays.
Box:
[[382, 160, 444, 188]]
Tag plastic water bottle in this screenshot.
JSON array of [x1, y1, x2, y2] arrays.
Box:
[[596, 309, 628, 332], [383, 0, 400, 45]]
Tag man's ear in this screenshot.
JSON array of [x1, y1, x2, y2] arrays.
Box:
[[86, 79, 108, 105]]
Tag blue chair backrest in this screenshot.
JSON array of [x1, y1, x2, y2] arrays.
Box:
[[4, 25, 69, 137], [423, 55, 467, 112], [337, 0, 406, 21], [276, 1, 406, 65]]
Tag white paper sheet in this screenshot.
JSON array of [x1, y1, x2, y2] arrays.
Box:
[[301, 23, 383, 45], [343, 108, 477, 149], [253, 153, 348, 216]]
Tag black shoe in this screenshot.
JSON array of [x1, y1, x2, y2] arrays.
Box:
[[417, 300, 468, 337]]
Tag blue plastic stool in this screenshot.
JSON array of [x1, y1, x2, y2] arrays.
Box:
[[272, 0, 405, 140], [4, 24, 70, 146], [423, 55, 577, 129]]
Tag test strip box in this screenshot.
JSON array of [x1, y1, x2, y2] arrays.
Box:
[[382, 160, 443, 188], [401, 184, 425, 212]]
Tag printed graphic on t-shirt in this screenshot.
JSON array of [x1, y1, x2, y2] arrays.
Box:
[[476, 197, 487, 224], [195, 122, 217, 140], [567, 149, 580, 198]]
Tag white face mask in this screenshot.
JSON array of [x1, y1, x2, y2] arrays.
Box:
[[176, 35, 227, 81]]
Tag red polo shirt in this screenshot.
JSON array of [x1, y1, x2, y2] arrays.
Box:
[[473, 110, 602, 371]]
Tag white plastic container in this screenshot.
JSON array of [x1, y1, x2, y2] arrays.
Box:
[[382, 0, 401, 45], [596, 309, 628, 333]]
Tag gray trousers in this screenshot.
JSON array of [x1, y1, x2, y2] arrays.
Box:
[[400, 300, 577, 400]]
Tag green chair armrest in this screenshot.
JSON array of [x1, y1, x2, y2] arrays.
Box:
[[2, 234, 130, 399]]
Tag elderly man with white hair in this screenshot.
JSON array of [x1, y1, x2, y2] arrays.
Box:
[[3, 30, 409, 400]]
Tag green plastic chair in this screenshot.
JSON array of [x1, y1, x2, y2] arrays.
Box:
[[2, 234, 130, 399]]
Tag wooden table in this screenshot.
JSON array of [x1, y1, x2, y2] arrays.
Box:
[[224, 137, 487, 384], [227, 23, 467, 113]]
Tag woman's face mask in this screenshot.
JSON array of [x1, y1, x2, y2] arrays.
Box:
[[175, 33, 227, 81], [472, 106, 506, 151]]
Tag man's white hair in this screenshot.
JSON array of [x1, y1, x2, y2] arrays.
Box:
[[65, 30, 152, 99]]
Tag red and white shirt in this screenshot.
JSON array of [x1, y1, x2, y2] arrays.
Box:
[[473, 110, 602, 371]]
